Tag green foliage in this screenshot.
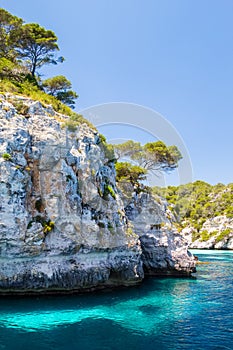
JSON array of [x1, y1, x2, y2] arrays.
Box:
[[64, 120, 78, 132], [97, 188, 103, 197], [42, 75, 78, 108], [0, 64, 68, 114], [43, 75, 72, 95], [0, 78, 19, 94], [107, 222, 114, 229], [0, 8, 23, 60], [107, 222, 115, 233], [12, 100, 29, 115], [153, 181, 233, 232], [97, 134, 107, 144], [104, 144, 115, 162], [43, 221, 55, 234], [192, 231, 201, 242], [113, 140, 182, 173], [216, 229, 231, 243], [115, 162, 147, 187], [225, 206, 233, 218], [103, 184, 116, 200], [0, 9, 63, 76], [54, 90, 78, 109], [0, 8, 95, 131], [142, 141, 182, 171], [15, 23, 63, 76], [98, 134, 116, 162], [192, 227, 219, 242], [27, 216, 54, 234], [2, 152, 11, 161], [0, 57, 28, 82], [200, 230, 210, 241], [126, 226, 137, 237], [64, 113, 95, 131], [114, 140, 142, 159], [0, 77, 95, 129]]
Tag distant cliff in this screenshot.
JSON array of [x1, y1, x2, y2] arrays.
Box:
[[0, 94, 195, 294], [153, 181, 233, 249], [182, 216, 233, 249]]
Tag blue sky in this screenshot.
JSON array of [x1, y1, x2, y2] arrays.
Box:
[[1, 0, 233, 185]]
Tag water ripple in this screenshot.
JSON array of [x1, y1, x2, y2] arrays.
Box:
[[0, 249, 232, 350]]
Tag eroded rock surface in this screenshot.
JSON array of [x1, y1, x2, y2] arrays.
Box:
[[0, 95, 196, 294], [0, 95, 143, 293], [124, 192, 196, 276]]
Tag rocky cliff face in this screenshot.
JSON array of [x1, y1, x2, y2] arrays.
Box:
[[0, 94, 143, 293], [0, 94, 195, 294], [182, 216, 233, 249], [124, 193, 196, 276]]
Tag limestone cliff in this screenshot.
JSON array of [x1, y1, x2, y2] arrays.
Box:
[[124, 192, 196, 276], [0, 94, 143, 293], [0, 94, 195, 294], [182, 216, 233, 249], [153, 182, 233, 250]]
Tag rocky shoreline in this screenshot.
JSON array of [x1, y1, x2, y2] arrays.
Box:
[[0, 95, 196, 294]]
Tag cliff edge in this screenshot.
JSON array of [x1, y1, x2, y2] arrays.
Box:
[[0, 95, 195, 294]]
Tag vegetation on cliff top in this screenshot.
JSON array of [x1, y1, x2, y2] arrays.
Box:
[[0, 7, 182, 172], [0, 8, 92, 127]]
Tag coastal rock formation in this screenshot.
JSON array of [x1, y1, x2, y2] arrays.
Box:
[[0, 94, 143, 293], [125, 193, 196, 276], [183, 216, 233, 249], [0, 95, 195, 293], [153, 181, 233, 250]]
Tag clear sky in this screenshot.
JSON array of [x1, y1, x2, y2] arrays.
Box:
[[1, 0, 233, 185]]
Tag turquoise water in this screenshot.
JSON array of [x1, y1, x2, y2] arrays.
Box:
[[0, 250, 232, 350]]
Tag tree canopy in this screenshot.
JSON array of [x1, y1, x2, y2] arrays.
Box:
[[42, 75, 78, 108], [153, 181, 233, 227], [114, 140, 182, 195], [0, 8, 23, 60], [15, 23, 64, 76], [115, 162, 147, 188], [113, 140, 182, 172], [0, 9, 63, 76], [0, 7, 79, 109], [42, 75, 72, 95]]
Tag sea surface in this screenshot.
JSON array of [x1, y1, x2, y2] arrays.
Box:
[[0, 250, 232, 350]]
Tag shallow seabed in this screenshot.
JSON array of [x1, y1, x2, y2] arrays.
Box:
[[0, 249, 232, 350]]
